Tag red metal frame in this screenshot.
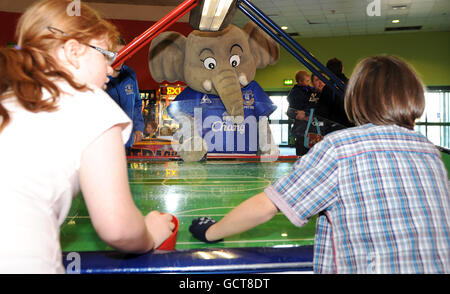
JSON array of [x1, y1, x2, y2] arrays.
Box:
[[112, 0, 199, 68]]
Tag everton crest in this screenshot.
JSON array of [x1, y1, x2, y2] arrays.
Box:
[[242, 90, 255, 108], [125, 83, 134, 95]]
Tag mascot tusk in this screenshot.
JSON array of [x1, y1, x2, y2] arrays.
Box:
[[202, 79, 213, 92], [239, 73, 249, 87]]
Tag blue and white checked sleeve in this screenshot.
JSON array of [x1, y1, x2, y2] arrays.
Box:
[[265, 138, 339, 227]]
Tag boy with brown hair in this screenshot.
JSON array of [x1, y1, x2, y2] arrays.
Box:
[[190, 56, 449, 274]]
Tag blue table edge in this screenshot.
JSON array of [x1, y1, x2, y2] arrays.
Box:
[[62, 245, 314, 274]]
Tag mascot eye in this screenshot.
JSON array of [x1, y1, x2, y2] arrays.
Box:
[[203, 57, 216, 70], [230, 55, 240, 67]]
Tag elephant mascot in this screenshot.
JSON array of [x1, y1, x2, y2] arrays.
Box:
[[149, 22, 280, 161]]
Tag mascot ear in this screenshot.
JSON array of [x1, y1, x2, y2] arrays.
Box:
[[149, 32, 186, 82], [243, 21, 279, 69]]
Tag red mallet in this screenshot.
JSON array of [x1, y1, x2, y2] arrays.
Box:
[[157, 214, 179, 251]]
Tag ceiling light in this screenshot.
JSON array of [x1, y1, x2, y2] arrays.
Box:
[[281, 26, 288, 30], [392, 19, 400, 23], [190, 0, 238, 31], [392, 5, 407, 10]]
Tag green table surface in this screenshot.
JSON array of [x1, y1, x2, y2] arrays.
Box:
[[60, 160, 316, 252], [441, 150, 450, 179]]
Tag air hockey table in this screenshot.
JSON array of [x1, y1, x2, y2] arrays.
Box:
[[61, 155, 317, 274], [61, 148, 450, 274]]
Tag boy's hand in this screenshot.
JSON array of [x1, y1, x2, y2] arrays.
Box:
[[189, 217, 223, 243]]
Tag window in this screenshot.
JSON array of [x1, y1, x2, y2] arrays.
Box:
[[266, 88, 450, 150], [415, 88, 450, 149], [267, 92, 290, 146]]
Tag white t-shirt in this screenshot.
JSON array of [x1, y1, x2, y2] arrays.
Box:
[[0, 82, 132, 273]]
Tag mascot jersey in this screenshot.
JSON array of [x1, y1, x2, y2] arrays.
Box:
[[167, 81, 276, 154]]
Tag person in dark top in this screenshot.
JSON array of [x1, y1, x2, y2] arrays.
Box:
[[106, 37, 145, 151], [286, 70, 315, 156], [311, 72, 326, 116], [320, 58, 353, 127]]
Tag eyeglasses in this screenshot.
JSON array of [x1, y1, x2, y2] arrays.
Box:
[[47, 26, 117, 65], [85, 44, 117, 65]]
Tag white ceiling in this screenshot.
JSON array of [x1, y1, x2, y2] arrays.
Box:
[[84, 0, 450, 37], [3, 0, 450, 38], [231, 0, 450, 37]]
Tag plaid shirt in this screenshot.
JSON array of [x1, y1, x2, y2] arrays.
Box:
[[265, 124, 450, 273]]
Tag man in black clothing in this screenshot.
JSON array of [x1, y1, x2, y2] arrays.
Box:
[[319, 58, 353, 128]]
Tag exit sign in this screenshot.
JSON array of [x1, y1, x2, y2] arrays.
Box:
[[284, 79, 294, 86]]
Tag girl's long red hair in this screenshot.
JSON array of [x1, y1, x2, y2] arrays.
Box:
[[0, 0, 119, 132]]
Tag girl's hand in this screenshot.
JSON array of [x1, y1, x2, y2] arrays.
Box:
[[144, 211, 175, 249]]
